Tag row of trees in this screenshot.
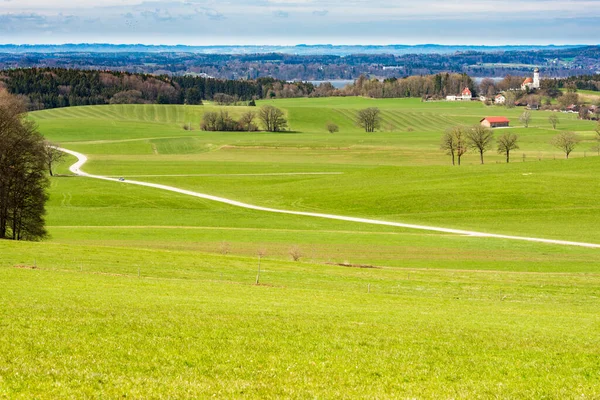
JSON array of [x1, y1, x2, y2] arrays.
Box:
[[0, 90, 50, 240], [439, 125, 593, 165], [440, 126, 516, 165], [201, 106, 288, 132]]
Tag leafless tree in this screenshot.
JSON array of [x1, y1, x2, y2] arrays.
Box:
[[519, 111, 532, 128], [43, 142, 65, 177], [548, 114, 559, 130], [219, 241, 231, 255], [326, 122, 339, 133], [558, 92, 579, 109], [440, 126, 468, 166], [258, 105, 288, 132], [356, 108, 381, 133], [551, 132, 580, 159], [238, 111, 257, 131], [289, 245, 302, 261], [593, 123, 600, 155], [479, 78, 497, 97], [504, 91, 517, 109], [578, 106, 590, 120], [466, 125, 494, 164], [497, 133, 519, 163]]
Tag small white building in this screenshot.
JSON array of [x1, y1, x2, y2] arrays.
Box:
[[446, 87, 473, 101], [495, 94, 506, 104]]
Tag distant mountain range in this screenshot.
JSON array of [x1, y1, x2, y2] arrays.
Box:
[[0, 43, 590, 56]]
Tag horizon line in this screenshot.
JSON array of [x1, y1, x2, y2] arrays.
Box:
[[1, 42, 598, 48]]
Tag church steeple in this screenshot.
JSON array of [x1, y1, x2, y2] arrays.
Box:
[[533, 68, 540, 89]]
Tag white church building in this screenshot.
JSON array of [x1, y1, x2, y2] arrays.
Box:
[[521, 68, 541, 90]]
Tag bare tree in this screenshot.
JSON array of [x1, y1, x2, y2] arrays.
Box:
[[258, 105, 287, 132], [593, 123, 600, 155], [558, 92, 579, 109], [326, 122, 339, 133], [289, 245, 302, 261], [551, 132, 580, 159], [238, 111, 257, 131], [466, 125, 494, 164], [356, 108, 381, 133], [440, 126, 468, 166], [548, 114, 559, 130], [519, 111, 532, 128], [256, 248, 267, 284], [479, 78, 497, 97], [43, 142, 65, 176], [578, 106, 590, 120], [504, 91, 517, 109], [497, 133, 519, 163], [219, 241, 231, 255]]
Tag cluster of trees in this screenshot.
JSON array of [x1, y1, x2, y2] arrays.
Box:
[[440, 126, 512, 165], [0, 90, 52, 241], [440, 123, 591, 165], [310, 74, 476, 99], [201, 106, 287, 132], [0, 68, 316, 111], [555, 74, 600, 92]]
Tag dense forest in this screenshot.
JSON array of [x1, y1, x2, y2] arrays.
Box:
[[1, 46, 598, 81], [0, 68, 315, 110], [555, 74, 600, 91]]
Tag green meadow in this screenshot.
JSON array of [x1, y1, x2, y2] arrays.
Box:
[[2, 97, 600, 397]]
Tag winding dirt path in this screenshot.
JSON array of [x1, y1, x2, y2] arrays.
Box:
[[58, 147, 600, 249]]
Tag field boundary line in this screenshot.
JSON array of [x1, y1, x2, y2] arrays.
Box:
[[57, 147, 600, 249]]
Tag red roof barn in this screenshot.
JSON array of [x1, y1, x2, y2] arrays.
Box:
[[462, 87, 472, 97], [480, 116, 510, 128]]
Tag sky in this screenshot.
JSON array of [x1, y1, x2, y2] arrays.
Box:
[[1, 0, 599, 45]]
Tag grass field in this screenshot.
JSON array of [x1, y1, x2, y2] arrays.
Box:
[[2, 97, 600, 397]]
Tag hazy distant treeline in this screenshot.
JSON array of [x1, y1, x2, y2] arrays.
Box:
[[1, 67, 598, 111]]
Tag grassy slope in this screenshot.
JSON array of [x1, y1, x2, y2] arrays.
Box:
[[2, 241, 600, 398], [2, 99, 599, 397], [33, 100, 600, 247]]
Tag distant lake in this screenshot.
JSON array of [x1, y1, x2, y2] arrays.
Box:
[[473, 77, 504, 83], [308, 80, 354, 88], [307, 78, 503, 88]]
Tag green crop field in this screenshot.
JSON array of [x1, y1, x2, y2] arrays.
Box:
[[3, 97, 600, 398]]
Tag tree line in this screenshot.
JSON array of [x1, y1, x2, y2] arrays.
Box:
[[0, 68, 316, 111]]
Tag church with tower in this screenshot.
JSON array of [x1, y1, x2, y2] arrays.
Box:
[[521, 68, 540, 90]]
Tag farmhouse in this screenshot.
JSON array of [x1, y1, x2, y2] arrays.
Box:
[[495, 94, 506, 104], [480, 116, 510, 128], [521, 68, 541, 90], [446, 87, 473, 101]]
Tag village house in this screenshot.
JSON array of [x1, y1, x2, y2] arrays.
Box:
[[446, 87, 473, 101], [480, 116, 510, 128], [495, 94, 506, 104], [566, 104, 580, 113]]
